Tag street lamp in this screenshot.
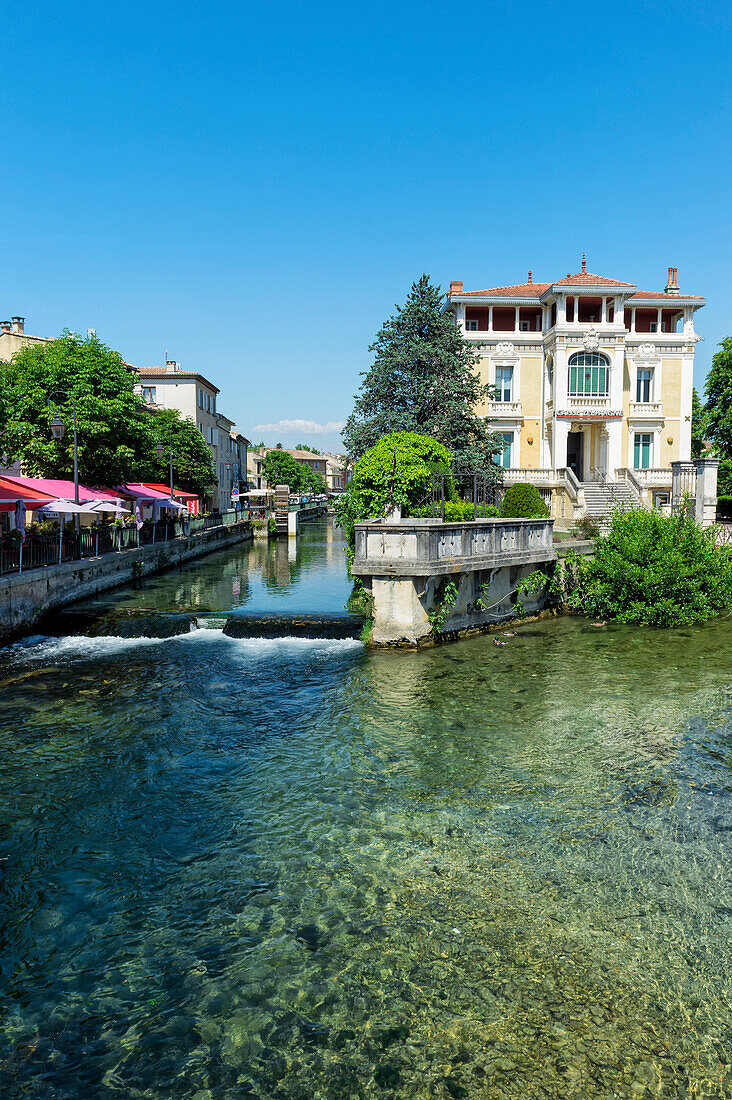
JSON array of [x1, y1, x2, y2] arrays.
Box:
[[155, 431, 174, 500], [48, 390, 80, 506]]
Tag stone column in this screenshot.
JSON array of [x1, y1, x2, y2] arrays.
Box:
[[670, 460, 696, 511], [488, 306, 493, 332], [693, 456, 720, 528]]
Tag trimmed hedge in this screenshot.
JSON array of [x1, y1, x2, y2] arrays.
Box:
[[411, 501, 498, 521], [500, 482, 550, 519]]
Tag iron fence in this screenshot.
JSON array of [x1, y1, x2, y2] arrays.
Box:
[[0, 509, 244, 576], [416, 468, 501, 521]]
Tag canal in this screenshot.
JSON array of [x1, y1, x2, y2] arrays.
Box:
[[1, 518, 732, 1097]]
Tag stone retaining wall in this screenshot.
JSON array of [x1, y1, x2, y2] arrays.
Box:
[[0, 521, 252, 641]]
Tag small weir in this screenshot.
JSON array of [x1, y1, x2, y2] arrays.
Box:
[[40, 608, 364, 641]]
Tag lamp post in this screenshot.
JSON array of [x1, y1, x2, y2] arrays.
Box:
[[155, 431, 174, 500], [48, 390, 80, 533]]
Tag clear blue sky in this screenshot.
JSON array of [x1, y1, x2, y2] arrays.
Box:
[[2, 0, 730, 453]]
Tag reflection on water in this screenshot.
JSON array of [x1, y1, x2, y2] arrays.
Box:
[[80, 516, 353, 616], [1, 522, 732, 1097]]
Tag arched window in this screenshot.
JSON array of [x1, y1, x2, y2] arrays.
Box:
[[568, 352, 609, 397]]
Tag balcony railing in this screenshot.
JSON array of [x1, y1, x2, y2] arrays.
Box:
[[488, 400, 522, 416], [629, 401, 663, 416], [629, 467, 673, 486], [567, 395, 610, 409]]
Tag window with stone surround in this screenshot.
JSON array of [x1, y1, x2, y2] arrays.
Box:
[[568, 352, 609, 397]]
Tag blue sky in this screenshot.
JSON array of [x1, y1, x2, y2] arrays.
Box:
[[2, 0, 730, 453]]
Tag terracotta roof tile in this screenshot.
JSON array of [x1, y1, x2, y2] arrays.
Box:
[[627, 291, 704, 301], [553, 271, 635, 287], [461, 282, 550, 299]]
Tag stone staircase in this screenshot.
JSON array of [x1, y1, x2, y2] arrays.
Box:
[[583, 479, 639, 520]]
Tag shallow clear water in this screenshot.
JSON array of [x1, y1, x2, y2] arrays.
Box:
[[2, 520, 732, 1097]]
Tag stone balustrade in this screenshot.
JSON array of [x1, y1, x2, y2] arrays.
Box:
[[352, 517, 555, 578]]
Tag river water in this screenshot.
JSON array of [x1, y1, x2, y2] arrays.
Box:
[[2, 519, 732, 1098]]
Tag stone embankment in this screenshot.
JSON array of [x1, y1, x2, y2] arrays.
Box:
[[0, 520, 252, 641]]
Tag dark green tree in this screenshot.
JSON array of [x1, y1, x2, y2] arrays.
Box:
[[705, 338, 732, 456], [342, 275, 502, 477], [704, 338, 732, 496], [149, 408, 216, 498], [262, 449, 308, 492], [691, 388, 707, 459], [0, 332, 155, 487]]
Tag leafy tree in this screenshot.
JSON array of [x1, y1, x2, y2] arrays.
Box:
[[334, 431, 453, 551], [500, 482, 549, 518], [704, 339, 732, 496], [0, 332, 155, 487], [691, 388, 707, 459], [566, 506, 732, 626], [150, 408, 216, 498], [342, 275, 503, 478], [705, 338, 732, 457]]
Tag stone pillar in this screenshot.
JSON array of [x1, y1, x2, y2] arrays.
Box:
[[693, 456, 720, 528], [488, 306, 493, 332], [553, 419, 570, 471], [670, 461, 696, 511]]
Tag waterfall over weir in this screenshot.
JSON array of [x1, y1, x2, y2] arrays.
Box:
[[40, 608, 365, 641]]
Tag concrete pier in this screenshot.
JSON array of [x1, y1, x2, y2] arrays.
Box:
[[351, 517, 556, 645]]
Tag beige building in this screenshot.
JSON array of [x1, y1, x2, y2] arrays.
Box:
[[134, 360, 247, 512], [0, 316, 50, 362], [446, 260, 705, 519]]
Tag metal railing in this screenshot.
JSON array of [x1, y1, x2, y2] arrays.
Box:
[[0, 510, 244, 576]]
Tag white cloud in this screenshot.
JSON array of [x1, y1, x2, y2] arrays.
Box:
[[252, 418, 345, 435]]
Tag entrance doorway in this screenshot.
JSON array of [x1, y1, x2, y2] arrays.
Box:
[[567, 431, 583, 480]]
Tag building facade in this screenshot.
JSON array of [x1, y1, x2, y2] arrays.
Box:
[[446, 261, 704, 517], [134, 360, 247, 513]]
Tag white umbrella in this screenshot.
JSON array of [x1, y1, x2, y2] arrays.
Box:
[[37, 499, 92, 514], [88, 499, 129, 513]]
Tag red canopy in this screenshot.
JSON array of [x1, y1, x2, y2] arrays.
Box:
[[1, 475, 123, 505], [139, 482, 199, 502], [0, 476, 55, 512]]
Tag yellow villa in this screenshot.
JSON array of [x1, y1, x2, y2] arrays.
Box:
[[446, 258, 704, 520]]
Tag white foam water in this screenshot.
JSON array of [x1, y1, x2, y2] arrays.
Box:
[[7, 629, 364, 665]]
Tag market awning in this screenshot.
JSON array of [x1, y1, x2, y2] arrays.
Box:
[[119, 483, 187, 510], [0, 475, 55, 512], [1, 475, 123, 506]]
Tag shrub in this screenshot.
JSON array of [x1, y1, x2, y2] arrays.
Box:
[[500, 482, 549, 519], [717, 495, 732, 520], [572, 516, 601, 540], [567, 506, 732, 626], [334, 431, 453, 553], [411, 500, 498, 521]]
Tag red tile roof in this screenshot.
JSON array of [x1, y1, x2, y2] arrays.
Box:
[[461, 282, 550, 299], [553, 271, 635, 287], [451, 269, 703, 302], [627, 291, 704, 301]]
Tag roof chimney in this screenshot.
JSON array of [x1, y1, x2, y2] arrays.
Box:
[[527, 270, 532, 284], [0, 321, 11, 334], [581, 252, 587, 274], [665, 266, 679, 295], [166, 359, 178, 371], [449, 280, 463, 296], [11, 316, 24, 334]]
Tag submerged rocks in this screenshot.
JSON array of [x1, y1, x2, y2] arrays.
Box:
[[295, 924, 325, 951]]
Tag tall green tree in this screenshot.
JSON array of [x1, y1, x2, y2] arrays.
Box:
[[150, 408, 216, 498], [704, 337, 732, 496], [262, 449, 326, 493], [0, 332, 154, 487], [342, 275, 502, 476], [691, 388, 707, 459]]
